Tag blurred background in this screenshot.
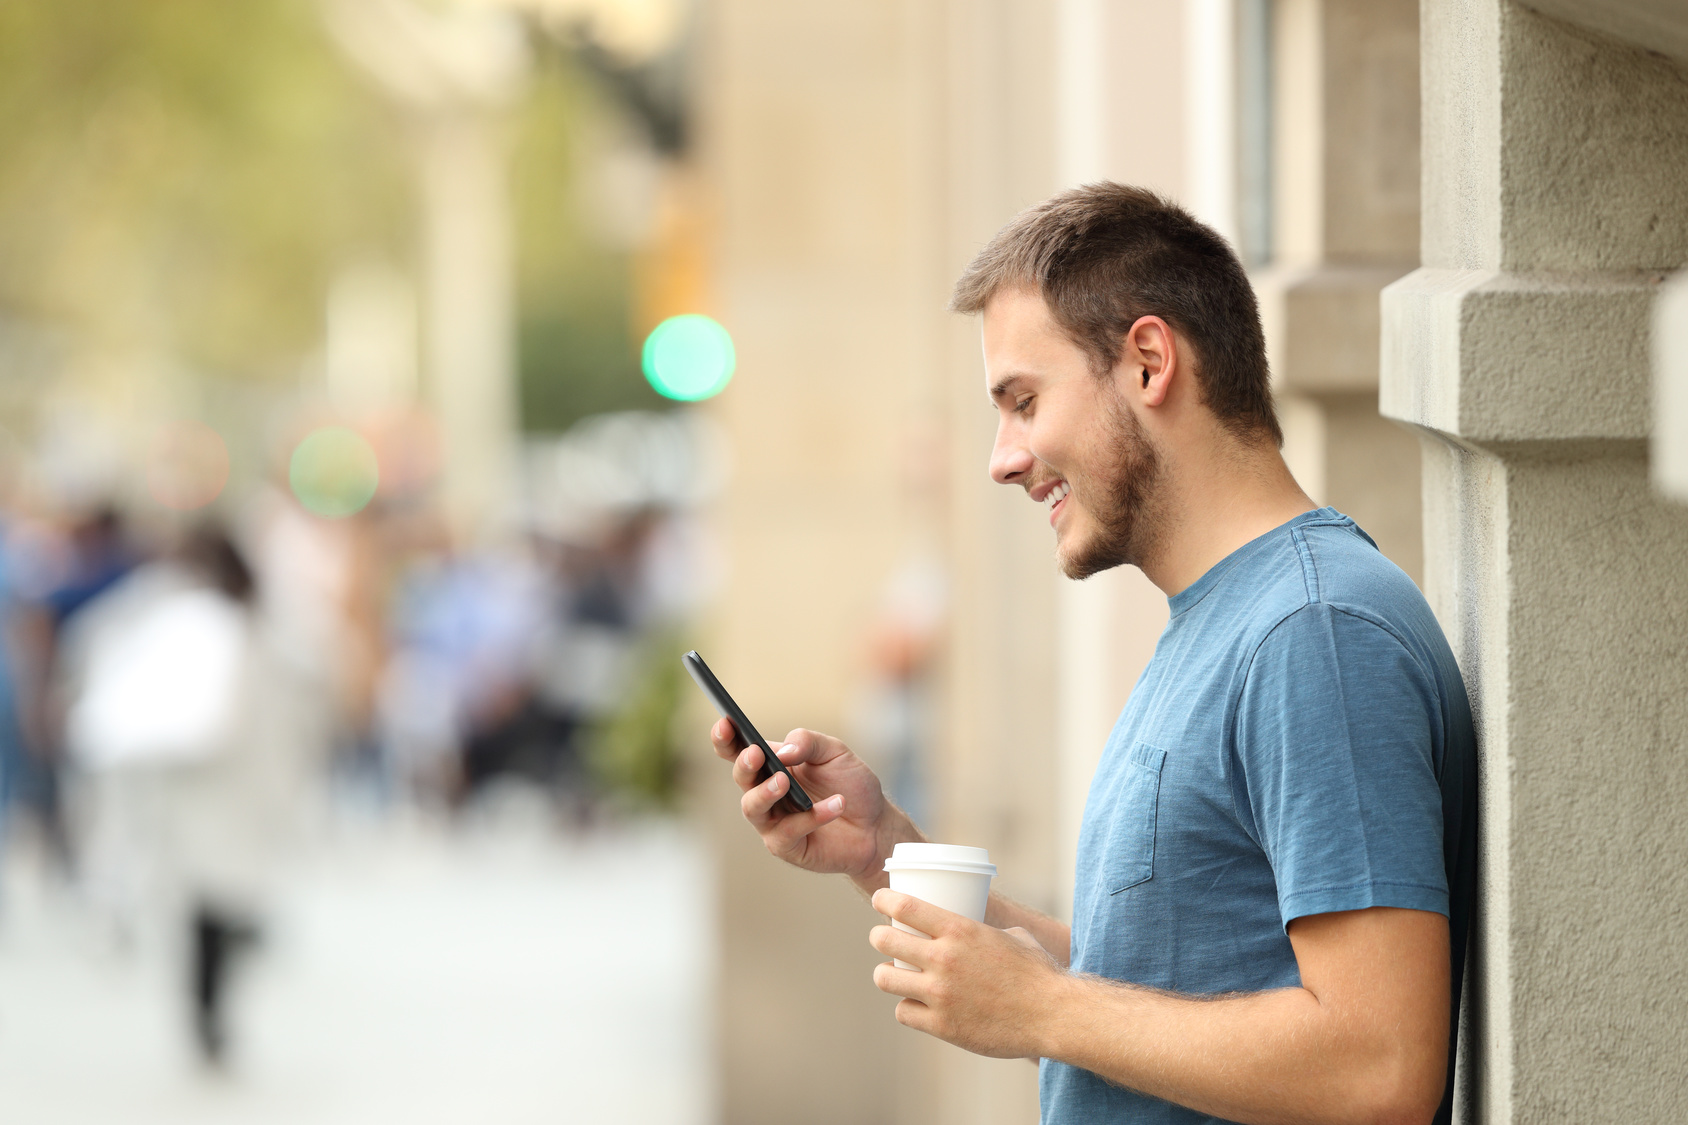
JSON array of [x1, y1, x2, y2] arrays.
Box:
[[0, 1, 1422, 1122], [0, 1, 720, 1121], [5, 0, 1681, 1123]]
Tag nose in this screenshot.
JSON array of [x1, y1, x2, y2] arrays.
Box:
[[990, 417, 1034, 485]]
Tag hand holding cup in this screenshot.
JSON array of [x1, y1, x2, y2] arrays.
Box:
[[880, 843, 997, 968]]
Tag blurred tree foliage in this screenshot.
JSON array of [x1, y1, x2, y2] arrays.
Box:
[[510, 43, 666, 433], [0, 0, 411, 379], [587, 633, 684, 808], [0, 1, 660, 430]]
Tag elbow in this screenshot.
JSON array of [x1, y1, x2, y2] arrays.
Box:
[[1354, 1053, 1445, 1125], [1364, 1097, 1441, 1125]]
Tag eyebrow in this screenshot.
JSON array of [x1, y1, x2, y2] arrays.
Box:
[[988, 374, 1026, 404]]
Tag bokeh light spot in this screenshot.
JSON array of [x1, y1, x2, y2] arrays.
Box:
[[289, 426, 379, 518], [147, 420, 230, 511], [642, 314, 735, 401]]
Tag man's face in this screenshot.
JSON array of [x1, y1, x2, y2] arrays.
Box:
[[983, 288, 1162, 579]]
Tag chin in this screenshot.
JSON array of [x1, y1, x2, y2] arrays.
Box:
[[1055, 504, 1140, 580], [1055, 532, 1122, 581], [1058, 552, 1120, 582]]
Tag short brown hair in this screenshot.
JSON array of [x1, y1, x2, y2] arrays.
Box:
[[951, 182, 1280, 445]]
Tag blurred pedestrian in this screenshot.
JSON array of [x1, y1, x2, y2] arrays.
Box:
[[61, 524, 318, 1066], [379, 540, 558, 804], [9, 505, 137, 874], [0, 506, 27, 894]]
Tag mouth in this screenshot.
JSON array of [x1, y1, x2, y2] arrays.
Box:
[[1041, 480, 1071, 527]]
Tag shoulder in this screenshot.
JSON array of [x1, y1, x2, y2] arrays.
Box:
[[1240, 522, 1453, 717], [1289, 516, 1454, 666], [1184, 511, 1446, 679], [1205, 516, 1415, 650], [1293, 519, 1420, 611]]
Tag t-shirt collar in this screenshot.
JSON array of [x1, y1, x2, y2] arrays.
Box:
[[1167, 506, 1342, 617]]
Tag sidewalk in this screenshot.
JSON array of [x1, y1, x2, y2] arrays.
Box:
[[0, 813, 716, 1125]]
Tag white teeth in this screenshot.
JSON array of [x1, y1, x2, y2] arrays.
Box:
[[1047, 481, 1069, 506]]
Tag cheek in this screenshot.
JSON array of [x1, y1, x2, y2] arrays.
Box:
[[1028, 409, 1080, 467]]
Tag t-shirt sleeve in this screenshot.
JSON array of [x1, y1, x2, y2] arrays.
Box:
[[1234, 603, 1449, 930]]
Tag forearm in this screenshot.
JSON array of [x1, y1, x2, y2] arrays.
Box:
[[985, 891, 1071, 967], [1037, 976, 1433, 1125]]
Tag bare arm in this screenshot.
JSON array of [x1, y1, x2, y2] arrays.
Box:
[[871, 895, 1449, 1125], [1045, 908, 1448, 1124]]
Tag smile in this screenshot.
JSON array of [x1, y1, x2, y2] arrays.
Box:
[[1045, 480, 1070, 525]]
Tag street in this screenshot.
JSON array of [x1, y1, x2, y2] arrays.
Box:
[[0, 813, 715, 1125]]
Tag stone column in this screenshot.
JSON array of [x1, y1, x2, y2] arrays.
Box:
[[1257, 0, 1424, 582], [1381, 1, 1688, 1118], [1656, 271, 1688, 502]]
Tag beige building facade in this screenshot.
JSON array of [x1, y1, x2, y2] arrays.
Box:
[[1260, 0, 1424, 583], [698, 0, 1687, 1121], [696, 5, 1068, 1119]]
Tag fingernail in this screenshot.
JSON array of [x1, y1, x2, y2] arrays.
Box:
[[778, 743, 797, 758], [770, 773, 785, 792], [825, 795, 844, 813]]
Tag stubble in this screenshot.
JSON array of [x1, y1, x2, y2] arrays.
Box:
[[1058, 391, 1164, 581]]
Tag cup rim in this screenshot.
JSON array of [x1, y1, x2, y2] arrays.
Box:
[[883, 858, 998, 876]]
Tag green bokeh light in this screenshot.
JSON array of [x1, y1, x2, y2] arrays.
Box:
[[289, 426, 379, 518], [642, 314, 735, 401]]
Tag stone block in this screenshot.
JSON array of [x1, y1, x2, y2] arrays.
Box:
[[1421, 0, 1688, 274], [1522, 0, 1688, 69], [1382, 268, 1657, 442], [1258, 264, 1411, 393]]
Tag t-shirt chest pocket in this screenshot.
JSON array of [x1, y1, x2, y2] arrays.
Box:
[[1102, 743, 1168, 894]]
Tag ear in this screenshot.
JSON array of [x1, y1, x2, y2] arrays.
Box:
[[1123, 315, 1178, 409]]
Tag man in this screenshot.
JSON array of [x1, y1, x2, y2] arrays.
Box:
[[713, 184, 1476, 1125]]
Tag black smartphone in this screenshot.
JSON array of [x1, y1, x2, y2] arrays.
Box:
[[682, 650, 814, 815]]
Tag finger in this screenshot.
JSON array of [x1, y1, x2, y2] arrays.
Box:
[[868, 923, 931, 967], [759, 793, 846, 851], [730, 744, 765, 792], [710, 717, 745, 760], [873, 960, 932, 1001], [739, 768, 790, 824], [776, 728, 849, 768], [871, 888, 966, 937], [894, 997, 937, 1035]]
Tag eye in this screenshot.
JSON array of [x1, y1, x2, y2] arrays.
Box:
[[1013, 395, 1033, 415]]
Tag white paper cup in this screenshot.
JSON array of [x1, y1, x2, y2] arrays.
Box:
[[882, 843, 997, 969]]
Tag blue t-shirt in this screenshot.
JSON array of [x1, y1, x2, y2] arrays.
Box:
[[1040, 508, 1476, 1124]]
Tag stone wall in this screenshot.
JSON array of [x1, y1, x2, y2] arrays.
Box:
[[1383, 1, 1688, 1118]]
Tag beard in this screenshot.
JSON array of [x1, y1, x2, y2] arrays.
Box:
[[1057, 392, 1164, 581]]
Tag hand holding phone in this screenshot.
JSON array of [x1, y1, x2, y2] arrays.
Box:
[[683, 650, 814, 815], [691, 651, 920, 884]]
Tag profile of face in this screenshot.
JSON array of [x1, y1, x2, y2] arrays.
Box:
[[982, 289, 1163, 579]]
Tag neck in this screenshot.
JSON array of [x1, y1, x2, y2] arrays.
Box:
[[1136, 439, 1315, 598]]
